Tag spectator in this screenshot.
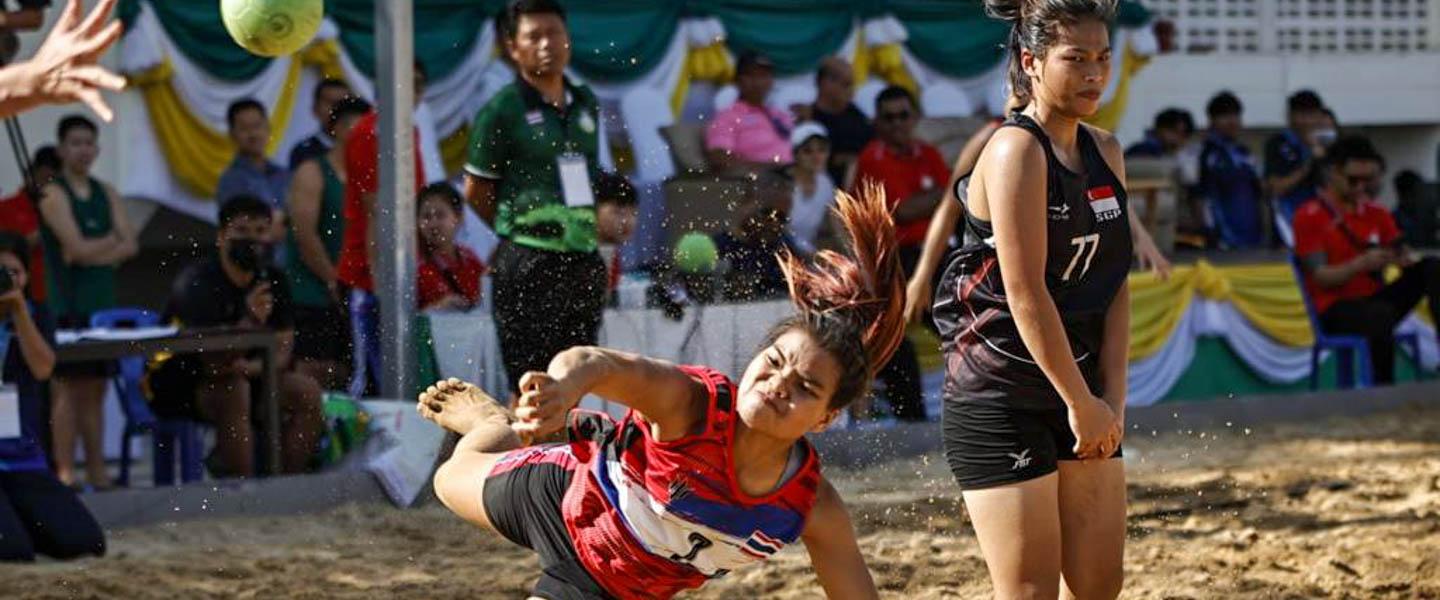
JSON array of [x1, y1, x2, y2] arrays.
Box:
[[287, 78, 351, 170], [1125, 107, 1194, 158], [1294, 135, 1440, 384], [785, 121, 838, 256], [807, 56, 872, 186], [417, 183, 485, 312], [1266, 89, 1327, 245], [1199, 91, 1264, 249], [0, 145, 58, 301], [705, 51, 794, 173], [1393, 170, 1437, 248], [37, 114, 136, 488], [335, 64, 427, 398], [594, 172, 638, 294], [716, 171, 791, 302], [284, 95, 369, 391], [852, 85, 945, 422], [148, 195, 324, 477], [0, 231, 105, 562], [463, 0, 608, 392], [217, 99, 289, 249]]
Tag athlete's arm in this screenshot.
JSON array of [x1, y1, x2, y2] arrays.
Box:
[[1093, 127, 1132, 445], [800, 478, 880, 600], [904, 122, 999, 323], [463, 173, 497, 226], [1127, 205, 1171, 280], [983, 128, 1113, 458], [514, 346, 707, 441]]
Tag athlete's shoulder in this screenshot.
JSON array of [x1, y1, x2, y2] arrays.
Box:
[[981, 126, 1046, 168], [1081, 123, 1122, 154]]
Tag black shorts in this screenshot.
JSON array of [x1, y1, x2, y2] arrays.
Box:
[[292, 304, 352, 362], [942, 400, 1123, 490], [482, 444, 613, 600], [491, 242, 607, 390]]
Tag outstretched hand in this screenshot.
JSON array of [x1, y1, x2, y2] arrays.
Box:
[[513, 371, 582, 441], [5, 0, 126, 121]]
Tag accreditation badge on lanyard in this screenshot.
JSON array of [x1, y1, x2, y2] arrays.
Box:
[[558, 152, 595, 208], [0, 384, 20, 439]]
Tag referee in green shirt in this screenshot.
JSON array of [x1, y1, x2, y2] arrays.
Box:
[[464, 0, 608, 391]]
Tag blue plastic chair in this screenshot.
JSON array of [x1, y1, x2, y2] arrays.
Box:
[[1290, 258, 1423, 390], [90, 308, 204, 486]]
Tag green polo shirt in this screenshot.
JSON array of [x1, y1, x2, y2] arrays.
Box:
[[465, 77, 602, 253]]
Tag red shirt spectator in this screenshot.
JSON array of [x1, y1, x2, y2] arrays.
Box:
[[1293, 192, 1400, 314], [0, 187, 46, 301], [417, 245, 486, 310], [336, 110, 426, 292], [852, 139, 950, 246]]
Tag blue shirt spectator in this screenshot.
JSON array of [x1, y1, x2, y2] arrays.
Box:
[[1264, 90, 1328, 244], [216, 156, 289, 210], [1200, 131, 1263, 248]]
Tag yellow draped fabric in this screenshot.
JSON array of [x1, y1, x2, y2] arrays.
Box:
[[670, 42, 733, 117], [441, 125, 470, 177], [129, 58, 302, 199], [1128, 261, 1314, 360], [127, 39, 343, 199], [1084, 43, 1150, 132], [851, 30, 919, 99]]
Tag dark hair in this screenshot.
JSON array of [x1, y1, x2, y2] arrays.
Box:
[[31, 145, 59, 173], [312, 78, 349, 104], [1323, 135, 1384, 172], [499, 0, 566, 40], [0, 231, 29, 270], [1287, 89, 1324, 113], [226, 98, 266, 129], [57, 114, 96, 141], [595, 172, 637, 208], [218, 194, 273, 228], [763, 183, 906, 410], [1206, 90, 1242, 118], [986, 0, 1117, 107], [1153, 108, 1194, 135], [874, 85, 917, 114], [417, 182, 463, 215], [1321, 106, 1338, 126], [327, 96, 372, 133], [1394, 170, 1423, 197], [815, 57, 846, 87]]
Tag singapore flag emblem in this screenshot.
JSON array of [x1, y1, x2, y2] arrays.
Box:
[[1087, 185, 1121, 222]]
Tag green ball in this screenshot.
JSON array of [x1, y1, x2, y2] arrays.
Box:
[[221, 0, 324, 58], [673, 232, 718, 274]]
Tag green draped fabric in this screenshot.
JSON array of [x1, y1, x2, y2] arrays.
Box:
[[693, 0, 859, 76], [119, 0, 272, 81], [565, 1, 685, 82], [890, 0, 1010, 80], [120, 0, 1151, 85], [327, 0, 501, 80]]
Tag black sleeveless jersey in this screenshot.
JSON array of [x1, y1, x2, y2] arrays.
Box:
[[933, 113, 1132, 409]]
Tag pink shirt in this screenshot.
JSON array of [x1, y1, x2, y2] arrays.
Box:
[[705, 101, 794, 165]]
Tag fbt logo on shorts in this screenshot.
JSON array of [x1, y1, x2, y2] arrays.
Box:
[[1087, 185, 1121, 222]]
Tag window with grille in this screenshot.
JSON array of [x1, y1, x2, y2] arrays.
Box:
[[1141, 0, 1433, 54]]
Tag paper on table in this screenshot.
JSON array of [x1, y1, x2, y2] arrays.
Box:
[[55, 326, 180, 344], [0, 386, 21, 439]]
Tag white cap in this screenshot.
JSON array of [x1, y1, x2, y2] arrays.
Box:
[[789, 121, 829, 149]]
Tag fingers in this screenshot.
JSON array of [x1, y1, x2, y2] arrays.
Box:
[[77, 21, 124, 62], [79, 0, 119, 38], [74, 86, 111, 122], [517, 371, 552, 394], [54, 0, 83, 33], [66, 64, 126, 91]]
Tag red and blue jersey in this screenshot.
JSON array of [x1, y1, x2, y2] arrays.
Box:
[[560, 365, 821, 599]]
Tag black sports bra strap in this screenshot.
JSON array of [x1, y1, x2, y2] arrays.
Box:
[[1000, 113, 1060, 166]]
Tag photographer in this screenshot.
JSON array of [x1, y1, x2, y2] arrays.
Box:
[[147, 195, 324, 477], [1294, 135, 1440, 384], [0, 231, 104, 561]]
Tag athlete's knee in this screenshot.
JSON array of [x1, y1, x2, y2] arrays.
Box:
[[432, 458, 472, 514], [994, 580, 1060, 600]]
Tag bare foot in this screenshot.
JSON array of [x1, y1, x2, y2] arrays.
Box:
[[417, 378, 510, 435]]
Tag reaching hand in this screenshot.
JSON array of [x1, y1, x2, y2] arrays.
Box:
[[513, 371, 582, 440], [7, 0, 126, 121], [903, 275, 933, 325], [1132, 225, 1172, 281]]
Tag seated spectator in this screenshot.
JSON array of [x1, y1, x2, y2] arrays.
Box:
[[594, 172, 638, 294], [218, 99, 289, 249], [1393, 170, 1437, 248], [717, 171, 791, 302], [1125, 107, 1194, 159], [806, 56, 872, 186], [147, 195, 325, 477], [785, 121, 839, 256], [705, 51, 793, 173], [284, 96, 370, 391], [417, 184, 485, 312], [852, 85, 944, 422], [288, 78, 352, 170], [1294, 135, 1440, 385], [0, 232, 105, 562], [1199, 91, 1264, 249], [0, 145, 58, 302]]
